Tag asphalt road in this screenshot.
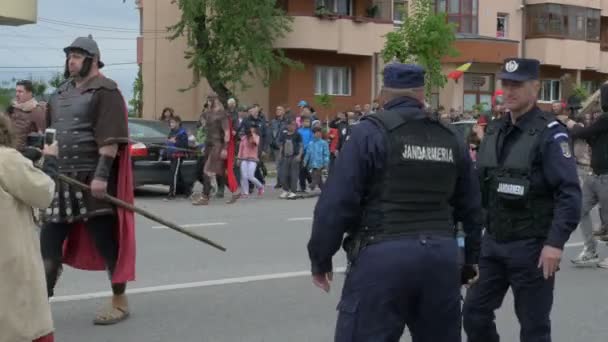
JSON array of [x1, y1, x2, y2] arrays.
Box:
[[50, 186, 608, 342]]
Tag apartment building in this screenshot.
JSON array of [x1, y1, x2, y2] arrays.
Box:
[[138, 0, 396, 120], [0, 0, 37, 26], [137, 0, 608, 120], [440, 0, 608, 112]]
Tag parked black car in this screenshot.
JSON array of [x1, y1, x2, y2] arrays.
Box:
[[128, 118, 198, 191]]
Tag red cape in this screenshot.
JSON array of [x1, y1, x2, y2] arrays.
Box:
[[61, 94, 136, 284], [224, 117, 239, 193]]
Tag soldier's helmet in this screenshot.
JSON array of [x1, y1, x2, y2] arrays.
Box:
[[63, 34, 104, 68]]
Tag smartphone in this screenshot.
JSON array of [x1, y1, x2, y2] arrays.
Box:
[[44, 128, 57, 145]]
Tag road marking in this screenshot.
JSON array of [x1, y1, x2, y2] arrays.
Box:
[[151, 222, 227, 229], [49, 242, 589, 303], [50, 267, 348, 303], [287, 217, 312, 222]]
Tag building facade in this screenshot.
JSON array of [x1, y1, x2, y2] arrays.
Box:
[[138, 0, 396, 120], [138, 0, 608, 120], [0, 0, 37, 26], [439, 0, 608, 112]]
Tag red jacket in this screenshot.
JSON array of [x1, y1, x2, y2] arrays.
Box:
[[328, 128, 339, 153]]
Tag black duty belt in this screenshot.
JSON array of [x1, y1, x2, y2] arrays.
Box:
[[344, 230, 454, 263]]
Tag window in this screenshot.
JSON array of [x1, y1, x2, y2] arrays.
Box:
[[316, 0, 353, 16], [463, 73, 494, 111], [393, 0, 408, 23], [526, 4, 601, 42], [587, 9, 600, 41], [601, 17, 608, 50], [436, 0, 447, 13], [315, 66, 352, 96], [438, 0, 478, 34], [581, 80, 600, 95], [539, 80, 561, 102], [497, 14, 508, 38], [448, 0, 459, 14], [430, 86, 440, 110], [566, 6, 586, 40]]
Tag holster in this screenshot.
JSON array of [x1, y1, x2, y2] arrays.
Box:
[[342, 233, 364, 263]]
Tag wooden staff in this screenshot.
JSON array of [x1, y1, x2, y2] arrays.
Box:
[[57, 174, 227, 252]]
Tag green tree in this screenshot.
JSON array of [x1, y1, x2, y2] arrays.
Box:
[[381, 0, 458, 98], [0, 88, 13, 112], [168, 0, 300, 105], [573, 85, 589, 102], [129, 65, 143, 117], [314, 93, 334, 121], [31, 81, 48, 100], [49, 72, 66, 89]]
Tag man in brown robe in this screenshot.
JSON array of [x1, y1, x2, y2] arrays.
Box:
[[193, 97, 240, 205]]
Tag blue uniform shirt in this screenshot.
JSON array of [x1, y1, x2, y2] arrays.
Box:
[[494, 107, 581, 249], [307, 97, 483, 274]]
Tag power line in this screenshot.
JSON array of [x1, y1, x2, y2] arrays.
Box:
[[38, 17, 169, 34], [39, 17, 141, 31], [0, 62, 138, 69], [0, 67, 139, 74], [0, 45, 134, 51], [0, 33, 168, 41]]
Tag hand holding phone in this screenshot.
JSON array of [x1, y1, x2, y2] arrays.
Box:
[[44, 128, 57, 145], [43, 142, 59, 157]]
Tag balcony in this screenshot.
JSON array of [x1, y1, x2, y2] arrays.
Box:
[[526, 38, 601, 71], [0, 0, 37, 26], [279, 0, 394, 22], [442, 34, 519, 64], [274, 15, 393, 56], [525, 0, 601, 10]]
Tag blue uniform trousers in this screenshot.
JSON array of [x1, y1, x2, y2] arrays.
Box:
[[463, 235, 554, 342], [335, 236, 461, 342]]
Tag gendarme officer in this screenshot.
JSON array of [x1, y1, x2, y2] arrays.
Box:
[[462, 58, 582, 342], [307, 63, 483, 341]]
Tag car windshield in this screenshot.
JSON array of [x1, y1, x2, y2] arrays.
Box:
[[129, 120, 170, 139]]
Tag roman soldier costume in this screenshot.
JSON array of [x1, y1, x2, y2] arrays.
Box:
[[40, 35, 135, 325]]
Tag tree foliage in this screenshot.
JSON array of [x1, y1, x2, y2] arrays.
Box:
[[381, 0, 458, 98], [168, 0, 300, 104], [49, 72, 66, 89], [31, 81, 47, 99], [0, 88, 12, 112], [129, 65, 143, 117]]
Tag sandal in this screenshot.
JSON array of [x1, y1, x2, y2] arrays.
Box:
[[93, 305, 130, 325], [226, 193, 241, 204], [192, 196, 210, 206]]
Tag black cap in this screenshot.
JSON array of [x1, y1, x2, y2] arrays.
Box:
[[498, 58, 540, 82], [383, 63, 425, 89]]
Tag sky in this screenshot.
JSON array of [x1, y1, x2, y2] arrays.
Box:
[[0, 0, 139, 103]]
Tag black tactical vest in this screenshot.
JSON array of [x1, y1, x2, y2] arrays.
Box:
[[360, 109, 462, 237], [477, 112, 555, 242], [48, 81, 100, 172]]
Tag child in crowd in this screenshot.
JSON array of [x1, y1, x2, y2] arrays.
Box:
[[166, 116, 189, 200], [190, 114, 208, 200], [304, 126, 330, 191], [327, 120, 340, 172], [297, 116, 313, 192], [279, 120, 303, 199], [238, 124, 264, 198]]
